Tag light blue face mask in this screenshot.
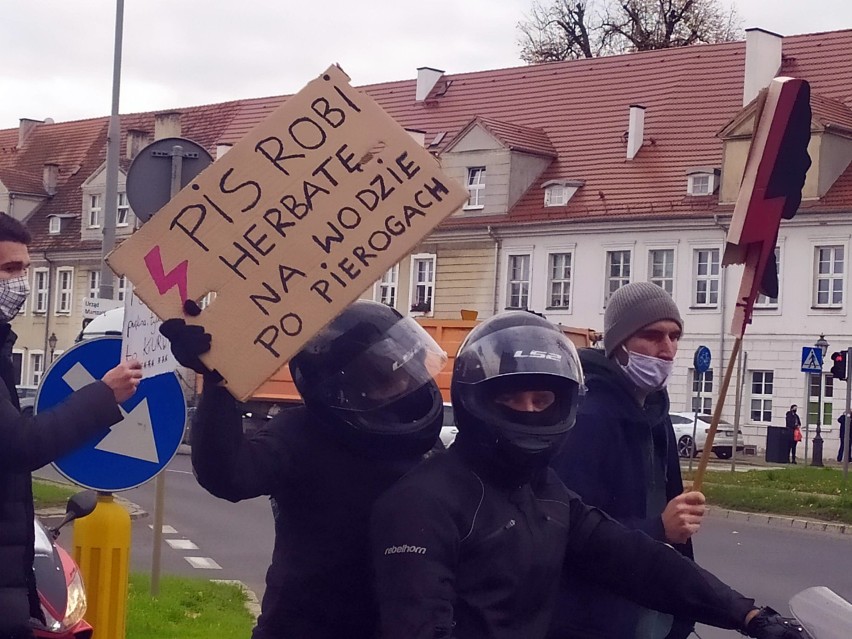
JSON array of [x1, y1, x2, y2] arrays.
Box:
[[618, 345, 674, 393], [0, 274, 30, 322]]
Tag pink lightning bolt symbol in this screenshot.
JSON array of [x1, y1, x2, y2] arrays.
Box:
[[144, 245, 189, 303]]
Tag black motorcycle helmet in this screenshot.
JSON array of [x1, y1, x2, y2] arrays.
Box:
[[289, 300, 446, 455], [451, 311, 584, 473]]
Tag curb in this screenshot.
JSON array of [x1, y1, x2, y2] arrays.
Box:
[[708, 507, 852, 536], [212, 579, 261, 620], [36, 493, 149, 521]]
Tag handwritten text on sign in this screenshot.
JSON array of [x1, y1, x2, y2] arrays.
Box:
[[106, 65, 468, 401]]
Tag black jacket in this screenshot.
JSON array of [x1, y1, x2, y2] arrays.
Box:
[[371, 444, 755, 639], [549, 347, 692, 638], [190, 385, 427, 639], [0, 324, 122, 638]]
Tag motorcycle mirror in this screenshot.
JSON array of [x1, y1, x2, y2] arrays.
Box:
[[66, 490, 98, 520], [51, 490, 98, 536]]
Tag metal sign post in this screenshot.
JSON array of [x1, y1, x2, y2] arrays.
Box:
[[690, 346, 712, 473], [801, 346, 824, 465]]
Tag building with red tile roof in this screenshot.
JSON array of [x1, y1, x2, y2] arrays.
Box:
[[3, 27, 852, 455]]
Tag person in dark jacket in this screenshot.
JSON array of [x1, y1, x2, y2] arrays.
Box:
[[371, 311, 803, 639], [549, 281, 702, 639], [0, 212, 142, 639], [160, 299, 446, 639], [786, 405, 801, 464]]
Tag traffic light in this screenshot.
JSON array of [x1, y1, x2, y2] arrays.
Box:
[[831, 351, 848, 381]]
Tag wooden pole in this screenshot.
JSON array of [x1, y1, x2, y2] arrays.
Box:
[[693, 336, 743, 491]]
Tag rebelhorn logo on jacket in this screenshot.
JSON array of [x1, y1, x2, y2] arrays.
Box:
[[384, 544, 427, 555]]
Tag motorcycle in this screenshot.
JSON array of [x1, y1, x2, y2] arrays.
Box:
[[30, 490, 97, 639], [789, 586, 852, 639]]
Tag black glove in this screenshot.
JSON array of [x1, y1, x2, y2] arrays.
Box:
[[159, 300, 223, 383], [744, 607, 806, 638]]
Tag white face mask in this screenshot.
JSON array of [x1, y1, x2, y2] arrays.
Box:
[[618, 346, 674, 393], [0, 274, 30, 322]]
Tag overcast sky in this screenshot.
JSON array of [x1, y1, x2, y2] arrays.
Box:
[[2, 0, 851, 131]]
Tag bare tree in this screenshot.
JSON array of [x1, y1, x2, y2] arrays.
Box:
[[518, 0, 742, 63]]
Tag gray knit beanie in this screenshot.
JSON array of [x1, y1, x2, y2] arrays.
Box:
[[604, 282, 683, 357]]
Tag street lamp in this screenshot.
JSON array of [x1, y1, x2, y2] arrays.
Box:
[[812, 333, 830, 467], [48, 332, 57, 363]]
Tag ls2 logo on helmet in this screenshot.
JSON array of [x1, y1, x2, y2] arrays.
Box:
[[514, 350, 562, 361]]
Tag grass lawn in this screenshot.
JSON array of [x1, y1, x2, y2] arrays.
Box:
[[684, 466, 852, 524], [32, 478, 79, 508], [127, 573, 254, 639]]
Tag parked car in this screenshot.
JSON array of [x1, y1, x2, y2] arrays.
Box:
[[670, 412, 745, 459]]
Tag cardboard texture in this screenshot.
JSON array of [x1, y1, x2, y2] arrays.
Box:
[[722, 76, 811, 337], [107, 65, 468, 400]]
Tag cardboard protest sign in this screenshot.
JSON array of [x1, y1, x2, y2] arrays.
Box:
[[122, 289, 178, 378], [107, 64, 468, 401]]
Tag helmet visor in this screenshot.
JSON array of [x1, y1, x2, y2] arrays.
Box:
[[456, 324, 584, 385], [311, 316, 447, 412]]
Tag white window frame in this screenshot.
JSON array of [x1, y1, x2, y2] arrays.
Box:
[[55, 267, 74, 314], [648, 248, 675, 295], [544, 184, 568, 207], [506, 253, 532, 310], [547, 252, 572, 310], [464, 167, 486, 210], [605, 249, 631, 305], [374, 265, 399, 309], [409, 254, 436, 316], [32, 268, 49, 313], [755, 246, 781, 309], [750, 370, 774, 423], [693, 248, 720, 308], [88, 270, 101, 299], [48, 217, 61, 234], [813, 245, 844, 308], [88, 194, 102, 228], [29, 351, 44, 387], [690, 368, 713, 414], [117, 192, 130, 227], [117, 275, 127, 302], [687, 173, 716, 196]]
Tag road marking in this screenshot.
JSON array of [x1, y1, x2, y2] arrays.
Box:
[[166, 539, 199, 550], [148, 524, 177, 534], [167, 468, 194, 475], [184, 556, 222, 569]]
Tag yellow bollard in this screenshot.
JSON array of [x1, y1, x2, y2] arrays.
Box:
[[72, 492, 131, 639]]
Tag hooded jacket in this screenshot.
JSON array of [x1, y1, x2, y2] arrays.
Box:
[[549, 347, 692, 639], [0, 324, 123, 638]]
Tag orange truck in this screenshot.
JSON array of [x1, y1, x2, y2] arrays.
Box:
[[247, 317, 601, 419]]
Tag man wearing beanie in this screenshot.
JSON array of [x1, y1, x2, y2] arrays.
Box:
[[548, 282, 706, 639]]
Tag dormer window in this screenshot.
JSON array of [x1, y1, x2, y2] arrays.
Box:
[[88, 194, 102, 228], [48, 216, 61, 234], [542, 180, 584, 207], [686, 168, 720, 196], [465, 167, 486, 209]]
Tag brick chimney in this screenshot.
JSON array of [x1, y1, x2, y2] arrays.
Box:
[[42, 163, 59, 196], [626, 105, 646, 160], [18, 118, 42, 148], [154, 112, 182, 140], [416, 67, 445, 102], [743, 28, 782, 106], [126, 129, 150, 159]]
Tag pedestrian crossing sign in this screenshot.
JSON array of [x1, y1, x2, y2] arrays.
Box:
[[801, 347, 824, 373]]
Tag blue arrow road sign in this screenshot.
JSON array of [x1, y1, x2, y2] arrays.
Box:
[[35, 336, 186, 492], [801, 346, 824, 374]]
